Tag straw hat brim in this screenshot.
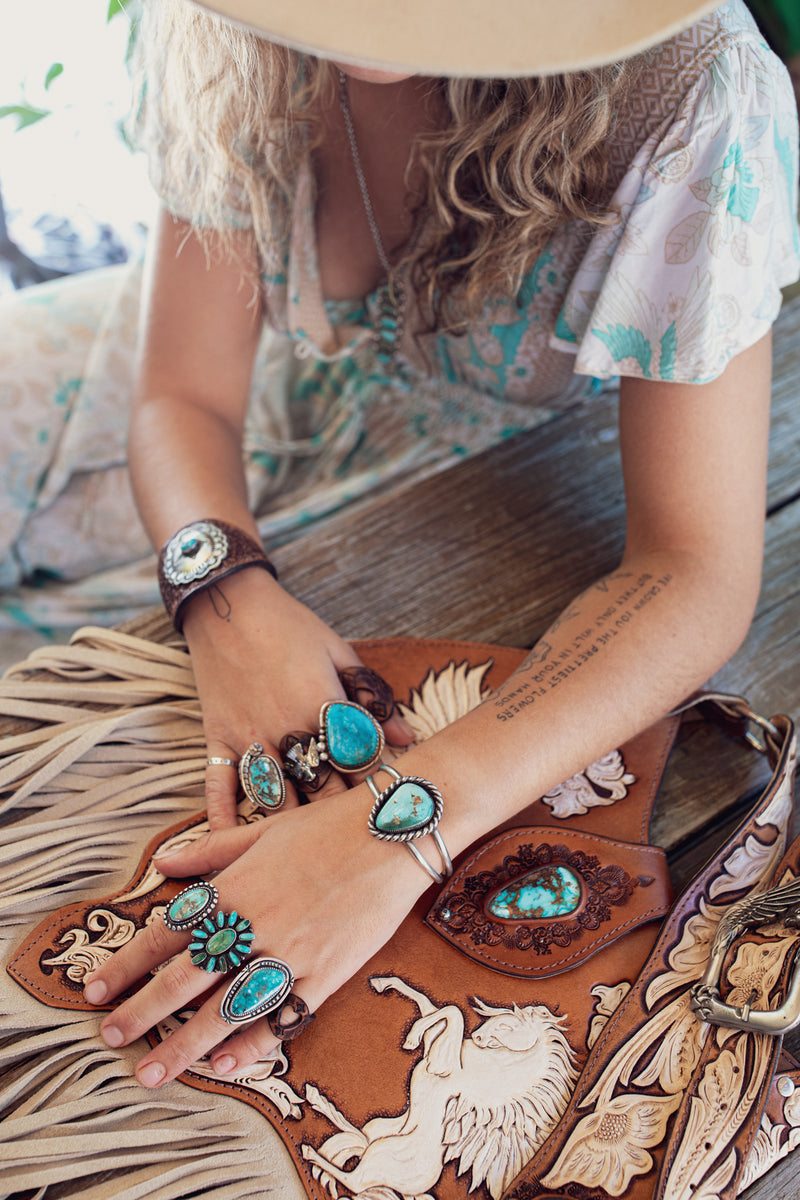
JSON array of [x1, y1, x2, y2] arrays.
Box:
[[191, 0, 722, 77]]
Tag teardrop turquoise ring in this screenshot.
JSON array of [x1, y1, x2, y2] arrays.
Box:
[[316, 700, 384, 773], [220, 956, 295, 1024], [238, 743, 286, 811], [366, 765, 453, 884]]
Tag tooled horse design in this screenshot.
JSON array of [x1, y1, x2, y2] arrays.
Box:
[[302, 975, 578, 1200]]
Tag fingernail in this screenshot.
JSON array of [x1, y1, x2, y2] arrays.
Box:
[[101, 1024, 124, 1047], [153, 847, 180, 861], [212, 1053, 237, 1075], [85, 978, 108, 1005], [138, 1061, 167, 1087]]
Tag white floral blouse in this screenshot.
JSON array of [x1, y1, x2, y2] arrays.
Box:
[[0, 0, 797, 630]]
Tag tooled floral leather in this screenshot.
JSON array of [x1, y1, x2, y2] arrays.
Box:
[[427, 831, 672, 977], [6, 639, 799, 1200]]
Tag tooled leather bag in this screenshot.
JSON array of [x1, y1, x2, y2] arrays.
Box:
[[8, 637, 800, 1200]]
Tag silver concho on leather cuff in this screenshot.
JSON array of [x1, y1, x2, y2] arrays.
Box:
[[161, 521, 229, 587], [157, 518, 278, 631]]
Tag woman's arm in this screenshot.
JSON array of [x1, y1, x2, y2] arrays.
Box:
[[129, 208, 413, 827], [129, 206, 264, 542], [87, 331, 772, 1082], [404, 329, 772, 849]]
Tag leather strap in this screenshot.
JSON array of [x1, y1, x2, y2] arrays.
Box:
[[502, 700, 798, 1200]]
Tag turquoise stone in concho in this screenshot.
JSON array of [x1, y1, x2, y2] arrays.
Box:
[[221, 957, 293, 1024], [487, 865, 582, 921], [375, 781, 436, 833], [321, 701, 380, 770]]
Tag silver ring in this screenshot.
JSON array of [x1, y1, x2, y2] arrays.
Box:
[[238, 743, 286, 810], [220, 956, 295, 1024], [207, 756, 238, 767]]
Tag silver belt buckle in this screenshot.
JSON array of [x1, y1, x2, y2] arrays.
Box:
[[690, 877, 800, 1035]]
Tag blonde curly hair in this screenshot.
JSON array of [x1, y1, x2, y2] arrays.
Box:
[[132, 0, 641, 329]]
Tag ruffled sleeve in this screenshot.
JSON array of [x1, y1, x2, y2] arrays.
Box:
[[551, 33, 800, 384]]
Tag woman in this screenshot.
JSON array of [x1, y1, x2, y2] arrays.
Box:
[[8, 0, 799, 1086]]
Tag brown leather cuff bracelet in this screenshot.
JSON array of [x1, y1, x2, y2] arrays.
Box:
[[157, 519, 278, 631]]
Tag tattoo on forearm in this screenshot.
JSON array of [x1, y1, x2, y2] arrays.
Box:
[[209, 584, 232, 622], [493, 570, 673, 721]]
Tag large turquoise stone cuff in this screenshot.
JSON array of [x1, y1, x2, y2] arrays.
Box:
[[366, 765, 453, 884]]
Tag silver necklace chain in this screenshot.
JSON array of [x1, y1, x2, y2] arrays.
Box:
[[337, 69, 394, 276]]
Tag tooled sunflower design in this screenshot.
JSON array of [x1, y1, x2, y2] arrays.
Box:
[[188, 911, 255, 973]]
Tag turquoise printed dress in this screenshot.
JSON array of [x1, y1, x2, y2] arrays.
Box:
[[0, 0, 797, 631]]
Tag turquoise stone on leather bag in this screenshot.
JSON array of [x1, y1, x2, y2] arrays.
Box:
[[220, 956, 294, 1024], [318, 701, 383, 772], [487, 865, 583, 921]]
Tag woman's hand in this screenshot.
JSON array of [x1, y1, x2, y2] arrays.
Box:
[[83, 786, 429, 1084], [182, 567, 414, 828]]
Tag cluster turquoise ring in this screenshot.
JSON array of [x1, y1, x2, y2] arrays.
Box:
[[366, 765, 453, 884], [280, 700, 384, 791], [163, 882, 255, 973]]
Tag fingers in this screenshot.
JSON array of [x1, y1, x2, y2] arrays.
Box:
[[84, 912, 188, 1008], [204, 753, 242, 829], [86, 907, 320, 1086], [383, 709, 416, 747], [205, 740, 302, 831], [209, 988, 320, 1075], [153, 825, 263, 877]]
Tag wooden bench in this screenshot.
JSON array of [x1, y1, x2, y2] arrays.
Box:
[[2, 294, 799, 1198]]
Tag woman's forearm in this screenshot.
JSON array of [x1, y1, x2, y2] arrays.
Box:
[[394, 548, 758, 857], [128, 392, 257, 548]]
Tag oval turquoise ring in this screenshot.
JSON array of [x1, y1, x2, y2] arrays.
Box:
[[316, 700, 384, 773], [238, 743, 286, 811], [163, 881, 219, 932]]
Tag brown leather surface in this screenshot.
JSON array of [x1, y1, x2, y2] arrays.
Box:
[[6, 638, 797, 1200]]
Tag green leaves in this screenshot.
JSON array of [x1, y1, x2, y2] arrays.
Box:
[[0, 61, 63, 130], [44, 62, 64, 91], [107, 0, 127, 19], [0, 104, 51, 131]]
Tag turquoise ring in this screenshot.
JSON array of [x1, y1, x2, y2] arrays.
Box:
[[366, 765, 453, 884], [163, 881, 219, 932], [220, 956, 295, 1024], [316, 700, 384, 773], [188, 909, 256, 973], [238, 743, 286, 811], [280, 700, 385, 792]]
